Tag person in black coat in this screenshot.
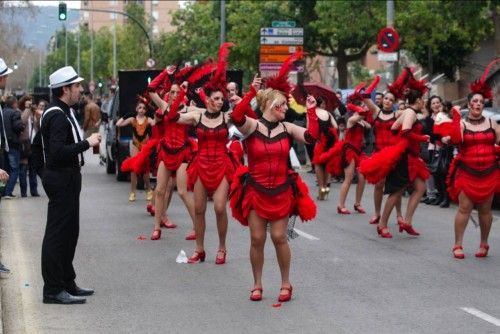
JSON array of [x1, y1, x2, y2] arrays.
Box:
[[40, 66, 101, 305], [2, 95, 24, 197]]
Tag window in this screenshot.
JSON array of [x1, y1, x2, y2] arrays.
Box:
[[109, 0, 116, 5], [152, 0, 159, 4], [152, 10, 159, 20], [153, 25, 159, 34], [110, 13, 116, 20]]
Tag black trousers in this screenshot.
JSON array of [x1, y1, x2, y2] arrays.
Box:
[[41, 168, 82, 295]]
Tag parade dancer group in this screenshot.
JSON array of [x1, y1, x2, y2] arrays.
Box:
[[122, 48, 500, 302]]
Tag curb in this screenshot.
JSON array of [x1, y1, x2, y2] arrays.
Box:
[[0, 285, 3, 334]]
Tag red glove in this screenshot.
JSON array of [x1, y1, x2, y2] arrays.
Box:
[[166, 87, 186, 121], [147, 68, 170, 92], [362, 75, 381, 98], [232, 85, 257, 126], [401, 129, 429, 143], [450, 107, 463, 144], [346, 103, 367, 115], [305, 106, 319, 142]]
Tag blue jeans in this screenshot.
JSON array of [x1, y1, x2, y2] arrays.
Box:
[[19, 159, 38, 196], [4, 149, 20, 196]]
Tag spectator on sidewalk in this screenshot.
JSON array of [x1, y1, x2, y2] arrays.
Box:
[[82, 92, 101, 138], [0, 57, 13, 273], [2, 95, 25, 198], [19, 95, 40, 197]]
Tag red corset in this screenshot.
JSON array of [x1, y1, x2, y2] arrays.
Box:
[[247, 130, 291, 189], [345, 123, 364, 152], [459, 128, 497, 170], [195, 122, 229, 163], [163, 118, 189, 149], [407, 122, 424, 156], [374, 115, 396, 150]]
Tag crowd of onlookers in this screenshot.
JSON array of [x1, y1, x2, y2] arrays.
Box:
[[0, 95, 45, 198], [0, 89, 111, 200]]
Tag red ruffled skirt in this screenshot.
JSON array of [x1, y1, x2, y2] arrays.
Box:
[[157, 145, 192, 172], [187, 153, 236, 195], [229, 166, 316, 226], [120, 138, 158, 175], [447, 158, 500, 203]]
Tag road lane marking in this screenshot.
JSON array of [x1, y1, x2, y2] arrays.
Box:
[[461, 307, 500, 327], [294, 228, 320, 241]]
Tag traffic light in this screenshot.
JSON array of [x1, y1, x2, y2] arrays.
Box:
[[58, 2, 67, 21], [97, 81, 103, 88]]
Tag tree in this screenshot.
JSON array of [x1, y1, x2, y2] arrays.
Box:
[[307, 0, 385, 88], [396, 0, 495, 80], [154, 1, 219, 67]]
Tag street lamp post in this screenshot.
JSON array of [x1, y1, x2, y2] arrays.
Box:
[[64, 22, 68, 66]]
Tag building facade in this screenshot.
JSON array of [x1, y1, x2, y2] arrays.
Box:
[[80, 0, 179, 35]]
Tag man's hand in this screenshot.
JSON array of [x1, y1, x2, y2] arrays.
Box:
[[251, 74, 262, 92], [86, 133, 101, 147], [0, 169, 9, 183], [229, 95, 242, 105]]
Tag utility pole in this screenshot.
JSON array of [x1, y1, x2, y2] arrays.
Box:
[[113, 18, 117, 80], [77, 27, 80, 74], [220, 0, 226, 44], [64, 23, 68, 66], [386, 0, 397, 82], [90, 11, 94, 83]]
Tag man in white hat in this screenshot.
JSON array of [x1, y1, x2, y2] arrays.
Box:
[[0, 57, 12, 275], [40, 66, 101, 304]]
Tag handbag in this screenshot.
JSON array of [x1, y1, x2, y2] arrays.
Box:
[[429, 146, 452, 175]]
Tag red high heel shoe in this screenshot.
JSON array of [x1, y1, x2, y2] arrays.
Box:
[[337, 206, 351, 214], [377, 226, 392, 238], [150, 229, 161, 240], [215, 249, 227, 265], [452, 245, 465, 259], [475, 244, 489, 258], [146, 203, 155, 216], [185, 230, 196, 240], [160, 217, 177, 229], [249, 287, 263, 301], [354, 204, 366, 214], [369, 215, 380, 224], [187, 250, 206, 263], [398, 221, 420, 236], [278, 285, 293, 302]]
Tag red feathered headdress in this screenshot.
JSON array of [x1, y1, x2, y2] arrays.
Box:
[[204, 42, 234, 97], [406, 68, 428, 95], [470, 58, 500, 100], [387, 67, 411, 100], [264, 51, 304, 97]]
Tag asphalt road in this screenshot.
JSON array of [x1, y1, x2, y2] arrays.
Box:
[[1, 152, 500, 334]]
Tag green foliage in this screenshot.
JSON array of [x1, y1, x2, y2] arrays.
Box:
[[155, 1, 219, 67], [396, 0, 494, 80]]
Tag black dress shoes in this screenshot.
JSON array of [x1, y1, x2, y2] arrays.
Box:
[[67, 285, 94, 296], [43, 290, 86, 304]]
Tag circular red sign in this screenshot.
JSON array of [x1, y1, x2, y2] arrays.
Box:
[[377, 27, 399, 53]]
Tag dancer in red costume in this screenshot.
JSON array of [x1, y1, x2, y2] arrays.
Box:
[[116, 101, 154, 202], [445, 59, 500, 259], [359, 68, 430, 238], [167, 43, 238, 264], [229, 52, 317, 303], [146, 66, 198, 240], [317, 95, 370, 214], [311, 100, 338, 201], [362, 76, 403, 225]]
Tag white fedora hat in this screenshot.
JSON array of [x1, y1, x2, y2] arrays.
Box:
[[0, 58, 13, 77], [49, 66, 84, 88]]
